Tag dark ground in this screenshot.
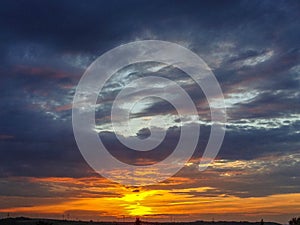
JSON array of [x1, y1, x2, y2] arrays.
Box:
[[0, 217, 282, 225]]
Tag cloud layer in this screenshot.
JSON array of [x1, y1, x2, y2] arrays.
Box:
[[0, 0, 299, 222]]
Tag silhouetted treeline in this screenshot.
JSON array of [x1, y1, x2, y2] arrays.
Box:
[[289, 217, 300, 225]]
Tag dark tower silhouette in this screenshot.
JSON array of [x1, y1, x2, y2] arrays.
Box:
[[135, 217, 141, 225]]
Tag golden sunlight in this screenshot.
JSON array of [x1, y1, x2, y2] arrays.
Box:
[[121, 190, 157, 216]]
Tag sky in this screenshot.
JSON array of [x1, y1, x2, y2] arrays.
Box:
[[0, 0, 300, 223]]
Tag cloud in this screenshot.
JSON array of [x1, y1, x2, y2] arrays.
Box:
[[0, 0, 300, 221]]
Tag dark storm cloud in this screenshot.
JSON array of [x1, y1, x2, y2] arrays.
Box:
[[0, 72, 92, 178], [220, 123, 300, 160], [0, 0, 299, 200], [1, 0, 298, 54], [228, 90, 300, 119], [99, 126, 181, 166], [0, 0, 121, 53]]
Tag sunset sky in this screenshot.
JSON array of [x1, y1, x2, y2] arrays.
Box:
[[0, 0, 300, 224]]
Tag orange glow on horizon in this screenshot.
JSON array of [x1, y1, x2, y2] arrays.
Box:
[[1, 176, 300, 223], [2, 154, 300, 223]]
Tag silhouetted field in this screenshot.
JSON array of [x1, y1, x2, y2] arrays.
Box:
[[0, 217, 282, 225]]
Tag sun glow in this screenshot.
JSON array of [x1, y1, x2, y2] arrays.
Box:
[[121, 190, 157, 216]]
